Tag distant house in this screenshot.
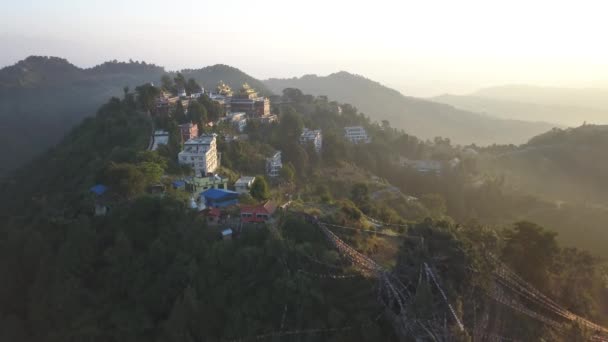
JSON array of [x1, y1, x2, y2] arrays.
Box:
[[300, 128, 322, 152], [151, 130, 169, 151], [178, 122, 199, 143], [90, 184, 109, 216], [191, 88, 204, 98], [402, 158, 442, 173], [240, 201, 276, 223], [344, 126, 371, 144], [266, 151, 282, 178], [177, 88, 187, 98], [235, 176, 256, 194], [201, 188, 239, 208]]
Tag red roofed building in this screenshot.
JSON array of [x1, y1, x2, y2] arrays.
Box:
[[201, 207, 222, 224], [240, 201, 276, 223]]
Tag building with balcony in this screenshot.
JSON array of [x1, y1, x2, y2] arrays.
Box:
[[299, 128, 323, 152], [266, 151, 282, 178], [178, 134, 219, 176], [344, 126, 370, 144]]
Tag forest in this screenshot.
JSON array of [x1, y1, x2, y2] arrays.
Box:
[[0, 82, 607, 341]]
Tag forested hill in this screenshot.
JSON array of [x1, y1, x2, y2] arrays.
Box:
[[0, 57, 267, 175], [481, 125, 608, 203], [263, 72, 556, 145], [0, 56, 165, 175], [181, 64, 270, 96]]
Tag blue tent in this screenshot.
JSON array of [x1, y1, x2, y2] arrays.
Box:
[[90, 184, 108, 196], [201, 188, 239, 208]]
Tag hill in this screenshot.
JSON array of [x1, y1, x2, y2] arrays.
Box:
[[481, 124, 608, 203], [432, 93, 606, 126], [181, 64, 270, 95], [264, 72, 556, 145], [0, 57, 269, 175], [473, 84, 608, 111]]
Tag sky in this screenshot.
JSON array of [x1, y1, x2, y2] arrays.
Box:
[[2, 0, 608, 97]]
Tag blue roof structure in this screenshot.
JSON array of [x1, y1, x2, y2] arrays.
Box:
[[222, 228, 233, 236], [201, 188, 239, 200], [172, 180, 186, 188], [90, 184, 108, 196]]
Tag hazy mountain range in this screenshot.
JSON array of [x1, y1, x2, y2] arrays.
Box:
[[4, 56, 606, 175], [264, 73, 557, 145], [432, 86, 608, 126]]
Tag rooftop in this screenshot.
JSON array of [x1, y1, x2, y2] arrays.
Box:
[[201, 188, 239, 200], [235, 176, 256, 185], [184, 134, 217, 145], [90, 184, 108, 196]]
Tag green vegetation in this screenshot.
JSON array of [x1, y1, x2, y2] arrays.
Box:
[[1, 78, 607, 341]]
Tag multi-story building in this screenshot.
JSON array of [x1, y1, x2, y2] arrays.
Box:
[[178, 122, 199, 143], [299, 128, 323, 152], [230, 83, 270, 118], [178, 134, 219, 176], [344, 126, 370, 144], [266, 151, 282, 177]]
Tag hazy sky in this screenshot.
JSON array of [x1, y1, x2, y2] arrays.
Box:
[[2, 0, 608, 97]]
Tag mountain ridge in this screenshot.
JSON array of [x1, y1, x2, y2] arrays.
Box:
[[264, 72, 557, 145]]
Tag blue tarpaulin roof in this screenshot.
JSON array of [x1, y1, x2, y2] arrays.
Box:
[[201, 188, 239, 200], [90, 184, 108, 196], [172, 180, 186, 188]]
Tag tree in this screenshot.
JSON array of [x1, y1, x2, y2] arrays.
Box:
[[161, 74, 175, 93], [186, 78, 201, 95], [322, 132, 347, 165], [100, 162, 147, 198], [420, 193, 447, 217], [502, 221, 559, 290], [250, 176, 270, 201], [278, 107, 303, 145], [351, 183, 370, 210], [135, 84, 160, 113], [174, 101, 188, 124], [174, 73, 186, 92], [280, 162, 295, 183], [187, 101, 208, 130]]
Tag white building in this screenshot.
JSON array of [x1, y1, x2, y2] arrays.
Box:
[[402, 159, 442, 173], [300, 128, 322, 152], [235, 176, 256, 194], [344, 126, 370, 144], [226, 112, 248, 132], [266, 151, 282, 178], [177, 88, 187, 98], [178, 134, 219, 177], [151, 130, 169, 151]]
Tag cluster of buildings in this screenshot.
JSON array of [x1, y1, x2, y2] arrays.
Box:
[[209, 82, 277, 123]]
